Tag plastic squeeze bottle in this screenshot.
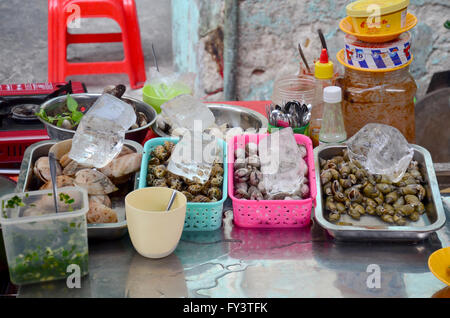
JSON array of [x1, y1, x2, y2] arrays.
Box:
[[319, 86, 347, 144], [310, 48, 333, 147]]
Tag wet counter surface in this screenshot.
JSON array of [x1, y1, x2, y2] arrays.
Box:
[[18, 196, 450, 298]]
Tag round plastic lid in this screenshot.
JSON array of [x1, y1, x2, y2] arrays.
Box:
[[323, 86, 342, 103], [346, 0, 409, 17]]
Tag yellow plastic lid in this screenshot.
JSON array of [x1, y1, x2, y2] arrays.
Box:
[[346, 0, 409, 18]]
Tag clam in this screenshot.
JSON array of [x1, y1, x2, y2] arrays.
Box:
[[74, 169, 118, 195], [34, 156, 62, 183]]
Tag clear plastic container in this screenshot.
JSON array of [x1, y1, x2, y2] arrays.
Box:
[[0, 187, 89, 285], [319, 86, 347, 144], [341, 66, 416, 143], [271, 76, 316, 107]]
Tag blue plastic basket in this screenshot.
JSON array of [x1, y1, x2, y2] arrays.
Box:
[[139, 137, 228, 231]]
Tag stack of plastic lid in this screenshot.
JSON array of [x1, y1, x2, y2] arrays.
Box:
[[337, 0, 417, 72]]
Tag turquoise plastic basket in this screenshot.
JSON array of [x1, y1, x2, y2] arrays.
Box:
[[139, 137, 228, 231]]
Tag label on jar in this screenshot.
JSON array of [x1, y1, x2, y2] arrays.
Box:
[[344, 32, 411, 70]]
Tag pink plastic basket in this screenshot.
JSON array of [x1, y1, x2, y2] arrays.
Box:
[[228, 133, 317, 228]]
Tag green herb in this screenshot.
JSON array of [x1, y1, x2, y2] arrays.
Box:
[[9, 245, 88, 284], [7, 219, 89, 284], [5, 195, 25, 209], [66, 94, 78, 112], [35, 94, 84, 128], [59, 192, 76, 212], [2, 200, 6, 219]]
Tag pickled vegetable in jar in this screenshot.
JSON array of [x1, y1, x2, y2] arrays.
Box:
[[341, 66, 416, 143]]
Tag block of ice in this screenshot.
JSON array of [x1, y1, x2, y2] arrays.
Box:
[[167, 133, 221, 184], [69, 93, 137, 168], [161, 94, 215, 132]]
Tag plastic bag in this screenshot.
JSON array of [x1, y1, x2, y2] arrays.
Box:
[[258, 128, 307, 199], [345, 123, 414, 183], [147, 67, 194, 99]]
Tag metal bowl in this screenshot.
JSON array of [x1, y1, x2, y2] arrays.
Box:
[[38, 93, 157, 143], [152, 103, 268, 137]]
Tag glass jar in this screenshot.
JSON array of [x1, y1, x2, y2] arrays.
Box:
[[271, 75, 316, 108], [341, 66, 417, 143]]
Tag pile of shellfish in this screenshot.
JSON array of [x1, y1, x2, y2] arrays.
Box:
[[320, 149, 427, 226], [146, 141, 224, 202], [233, 141, 310, 200], [33, 140, 142, 224]]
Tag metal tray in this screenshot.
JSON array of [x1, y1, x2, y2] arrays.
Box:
[[16, 140, 143, 240], [313, 144, 446, 241]]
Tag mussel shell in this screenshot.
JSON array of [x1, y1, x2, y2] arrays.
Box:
[[323, 182, 333, 196], [409, 211, 420, 222], [328, 212, 341, 222], [385, 191, 399, 204], [383, 203, 395, 216], [339, 164, 351, 178], [331, 180, 343, 195], [366, 205, 376, 215], [404, 194, 420, 207], [325, 199, 337, 212], [374, 193, 384, 206], [334, 191, 346, 202], [381, 214, 394, 223], [336, 202, 346, 213], [376, 183, 395, 194], [395, 204, 415, 216], [363, 183, 379, 198], [339, 178, 353, 189], [393, 214, 407, 226], [416, 202, 426, 214], [347, 187, 363, 203]]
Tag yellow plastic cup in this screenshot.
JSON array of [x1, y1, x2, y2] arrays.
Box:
[[125, 187, 187, 259], [428, 247, 450, 286], [346, 0, 409, 35]]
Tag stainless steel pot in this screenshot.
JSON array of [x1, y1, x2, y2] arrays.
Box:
[[38, 93, 157, 143], [152, 103, 268, 137]]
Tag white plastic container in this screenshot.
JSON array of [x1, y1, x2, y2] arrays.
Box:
[[0, 187, 89, 285]]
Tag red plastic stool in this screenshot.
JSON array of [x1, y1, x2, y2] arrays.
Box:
[[48, 0, 147, 89]]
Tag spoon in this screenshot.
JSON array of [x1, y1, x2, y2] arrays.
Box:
[[318, 29, 327, 51], [298, 43, 311, 74], [48, 152, 59, 213], [166, 190, 177, 211]]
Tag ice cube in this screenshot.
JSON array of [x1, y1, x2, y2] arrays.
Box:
[[167, 133, 221, 184], [69, 94, 136, 168], [161, 94, 215, 132]]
